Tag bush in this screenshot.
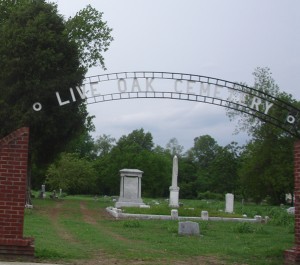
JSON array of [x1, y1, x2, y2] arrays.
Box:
[[197, 191, 224, 201], [46, 153, 97, 194]]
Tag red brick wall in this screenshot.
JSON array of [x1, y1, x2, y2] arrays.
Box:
[[0, 127, 34, 256], [285, 140, 300, 264]]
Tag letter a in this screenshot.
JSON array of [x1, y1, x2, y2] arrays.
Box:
[[131, 78, 141, 92]]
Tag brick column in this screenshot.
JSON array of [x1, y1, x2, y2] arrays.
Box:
[[0, 127, 34, 256], [285, 140, 300, 264]]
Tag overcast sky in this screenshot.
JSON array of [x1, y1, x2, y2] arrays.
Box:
[[56, 0, 300, 151]]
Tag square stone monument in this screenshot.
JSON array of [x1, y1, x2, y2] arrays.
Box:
[[115, 169, 145, 208]]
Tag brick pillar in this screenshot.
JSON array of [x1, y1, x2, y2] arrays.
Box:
[[0, 127, 34, 256], [285, 140, 300, 264]]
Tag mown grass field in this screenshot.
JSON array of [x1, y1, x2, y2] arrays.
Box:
[[23, 196, 294, 265]]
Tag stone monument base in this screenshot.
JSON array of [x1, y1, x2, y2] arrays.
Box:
[[115, 201, 145, 208], [115, 197, 145, 208], [169, 186, 180, 208]]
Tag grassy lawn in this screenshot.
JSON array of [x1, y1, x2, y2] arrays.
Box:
[[23, 196, 294, 265]]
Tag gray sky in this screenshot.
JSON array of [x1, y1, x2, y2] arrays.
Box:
[[56, 0, 300, 151]]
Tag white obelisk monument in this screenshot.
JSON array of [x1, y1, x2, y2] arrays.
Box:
[[169, 155, 180, 208]]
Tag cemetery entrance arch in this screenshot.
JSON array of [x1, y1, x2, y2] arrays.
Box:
[[79, 71, 300, 138]]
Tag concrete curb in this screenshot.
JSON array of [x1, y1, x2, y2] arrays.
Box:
[[106, 207, 263, 223]]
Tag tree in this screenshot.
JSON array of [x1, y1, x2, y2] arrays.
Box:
[[226, 67, 281, 136], [227, 67, 297, 204], [181, 135, 220, 197], [187, 135, 220, 168], [46, 153, 97, 195], [93, 128, 171, 197], [94, 134, 116, 157], [65, 4, 113, 69], [178, 156, 198, 199], [208, 142, 240, 194], [180, 135, 241, 198], [65, 128, 96, 160], [0, 0, 113, 187], [117, 128, 154, 153], [166, 137, 184, 157]]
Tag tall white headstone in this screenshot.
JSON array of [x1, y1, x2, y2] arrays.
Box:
[[225, 193, 234, 213], [169, 155, 180, 208], [41, 184, 46, 199]]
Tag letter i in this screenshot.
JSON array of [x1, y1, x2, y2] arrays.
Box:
[[70, 88, 76, 102]]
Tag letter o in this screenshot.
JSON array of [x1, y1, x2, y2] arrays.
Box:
[[33, 102, 42, 112], [118, 79, 127, 93], [287, 115, 296, 124]]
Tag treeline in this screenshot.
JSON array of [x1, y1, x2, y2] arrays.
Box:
[[45, 127, 294, 205]]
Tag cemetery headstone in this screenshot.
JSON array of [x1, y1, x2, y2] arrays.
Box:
[[115, 169, 145, 208], [225, 193, 234, 213], [171, 209, 178, 220], [42, 184, 46, 198], [178, 221, 200, 236], [169, 155, 180, 208], [201, 210, 209, 221]]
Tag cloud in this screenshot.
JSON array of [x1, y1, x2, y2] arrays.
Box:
[[88, 98, 247, 151], [57, 0, 300, 149]]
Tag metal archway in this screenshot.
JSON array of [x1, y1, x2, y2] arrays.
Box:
[[70, 71, 300, 138]]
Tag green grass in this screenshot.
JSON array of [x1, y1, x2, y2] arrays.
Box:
[[123, 198, 294, 221], [23, 196, 294, 264]]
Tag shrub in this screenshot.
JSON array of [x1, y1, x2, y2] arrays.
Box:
[[197, 191, 224, 201]]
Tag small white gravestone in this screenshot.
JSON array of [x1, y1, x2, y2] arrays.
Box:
[[201, 211, 209, 221], [178, 221, 200, 236], [41, 184, 46, 199], [225, 193, 234, 213], [171, 209, 178, 220], [287, 207, 295, 215], [255, 215, 262, 222], [115, 169, 145, 208]]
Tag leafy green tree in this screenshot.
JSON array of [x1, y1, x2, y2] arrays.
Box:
[[94, 129, 155, 196], [178, 156, 198, 199], [0, 0, 113, 187], [94, 134, 116, 157], [180, 136, 241, 198], [238, 121, 295, 204], [94, 129, 171, 197], [187, 135, 220, 168], [181, 135, 220, 197], [0, 1, 85, 176], [117, 128, 154, 152], [208, 142, 240, 194], [46, 153, 97, 195], [227, 67, 297, 204], [165, 137, 184, 157], [65, 130, 96, 160], [65, 4, 113, 69]]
